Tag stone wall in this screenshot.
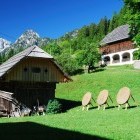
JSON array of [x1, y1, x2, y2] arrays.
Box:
[[133, 60, 140, 69]]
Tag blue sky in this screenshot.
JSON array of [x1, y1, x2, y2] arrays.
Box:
[[0, 0, 124, 42]]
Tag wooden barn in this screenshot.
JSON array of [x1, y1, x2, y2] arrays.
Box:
[[0, 90, 13, 116], [100, 24, 138, 66], [0, 46, 71, 109]]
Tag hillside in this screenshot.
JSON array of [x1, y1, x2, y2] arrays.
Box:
[[56, 65, 140, 103]]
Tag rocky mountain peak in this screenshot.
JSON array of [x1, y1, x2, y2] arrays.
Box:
[[0, 38, 11, 53], [22, 29, 40, 38], [14, 29, 40, 48], [0, 29, 52, 54]]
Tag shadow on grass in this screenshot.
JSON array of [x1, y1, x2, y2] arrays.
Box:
[[109, 105, 138, 110], [72, 68, 85, 75], [89, 106, 116, 110], [56, 98, 81, 112], [128, 105, 138, 109], [71, 67, 106, 75], [120, 105, 138, 109], [105, 106, 117, 109], [0, 122, 110, 140], [86, 68, 105, 74], [89, 106, 98, 110], [92, 68, 105, 73]]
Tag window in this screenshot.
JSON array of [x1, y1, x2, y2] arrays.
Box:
[[32, 67, 41, 73], [45, 68, 48, 73], [23, 67, 28, 72]]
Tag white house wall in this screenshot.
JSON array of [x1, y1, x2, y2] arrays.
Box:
[[102, 48, 139, 66]]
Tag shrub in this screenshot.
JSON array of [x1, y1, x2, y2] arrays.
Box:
[[45, 99, 62, 114], [133, 49, 140, 60]]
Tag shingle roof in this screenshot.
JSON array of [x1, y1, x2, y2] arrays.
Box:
[[100, 24, 130, 46], [0, 45, 71, 81], [0, 90, 13, 101], [0, 46, 53, 78], [0, 90, 19, 105]]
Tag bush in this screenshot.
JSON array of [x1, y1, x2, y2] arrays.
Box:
[[45, 99, 62, 114], [133, 49, 140, 60]]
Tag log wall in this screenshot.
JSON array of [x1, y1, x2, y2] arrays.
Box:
[[5, 57, 65, 82], [0, 81, 56, 108]]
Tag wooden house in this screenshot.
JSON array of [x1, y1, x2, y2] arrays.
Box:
[[100, 24, 138, 66], [0, 46, 71, 109], [0, 90, 19, 116]]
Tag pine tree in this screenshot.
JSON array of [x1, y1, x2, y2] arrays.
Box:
[[108, 12, 119, 32]]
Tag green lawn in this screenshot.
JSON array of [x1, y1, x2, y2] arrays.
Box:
[[1, 65, 140, 140]]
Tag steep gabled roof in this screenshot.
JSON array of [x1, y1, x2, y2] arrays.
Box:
[[100, 24, 130, 46], [0, 46, 71, 81], [0, 46, 53, 77]]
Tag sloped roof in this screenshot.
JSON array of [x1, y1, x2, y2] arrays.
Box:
[[0, 46, 53, 77], [0, 46, 71, 81], [0, 90, 13, 101], [100, 24, 130, 46], [0, 90, 19, 106]]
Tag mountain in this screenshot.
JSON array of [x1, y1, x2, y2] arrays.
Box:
[[13, 29, 52, 49], [0, 29, 77, 54], [13, 30, 40, 48], [0, 38, 11, 53], [59, 30, 78, 40], [39, 37, 52, 47], [0, 29, 52, 62]]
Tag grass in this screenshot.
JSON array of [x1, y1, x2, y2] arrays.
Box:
[[56, 65, 140, 104], [1, 65, 140, 140]]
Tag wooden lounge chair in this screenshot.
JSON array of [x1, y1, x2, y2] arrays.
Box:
[[82, 92, 95, 111], [97, 90, 113, 110], [116, 87, 135, 110]]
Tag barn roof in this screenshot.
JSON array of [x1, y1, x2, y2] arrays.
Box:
[[100, 24, 130, 46], [0, 90, 13, 101], [0, 90, 19, 106], [0, 46, 71, 81]]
